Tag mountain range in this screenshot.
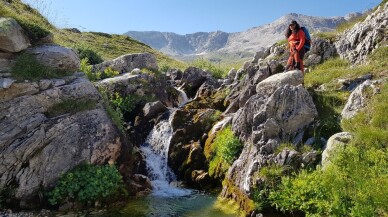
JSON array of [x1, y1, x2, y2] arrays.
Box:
[[125, 13, 361, 62]]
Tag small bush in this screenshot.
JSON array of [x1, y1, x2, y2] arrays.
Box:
[[207, 126, 243, 180], [11, 53, 66, 80], [214, 126, 244, 164], [17, 19, 50, 43], [48, 164, 124, 206], [74, 45, 103, 65], [99, 90, 125, 133], [80, 58, 119, 81]]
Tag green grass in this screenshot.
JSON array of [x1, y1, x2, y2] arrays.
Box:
[[309, 90, 349, 141], [305, 46, 388, 89], [0, 0, 186, 70], [10, 53, 70, 80]]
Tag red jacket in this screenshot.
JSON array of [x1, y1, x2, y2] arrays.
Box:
[[288, 29, 306, 52]]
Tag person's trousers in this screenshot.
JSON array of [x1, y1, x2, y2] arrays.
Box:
[[287, 48, 305, 73]]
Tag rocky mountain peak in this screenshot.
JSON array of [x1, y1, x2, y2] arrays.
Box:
[[125, 13, 349, 61]]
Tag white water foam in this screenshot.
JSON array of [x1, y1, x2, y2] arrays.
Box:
[[141, 111, 192, 197]]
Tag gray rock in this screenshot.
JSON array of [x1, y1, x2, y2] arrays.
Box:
[[0, 77, 123, 207], [92, 53, 158, 74], [223, 71, 317, 194], [142, 101, 167, 119], [130, 68, 142, 75], [27, 45, 80, 72], [0, 52, 15, 72], [304, 37, 337, 67], [0, 18, 30, 52], [338, 73, 373, 91], [0, 78, 15, 89], [341, 79, 379, 120], [97, 72, 179, 108], [168, 68, 183, 80], [227, 68, 237, 80], [180, 67, 209, 97], [322, 132, 354, 168], [335, 3, 388, 64]]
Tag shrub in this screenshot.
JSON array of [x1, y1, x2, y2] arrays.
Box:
[[11, 53, 67, 80], [99, 89, 125, 133], [74, 45, 103, 65], [214, 126, 244, 164], [80, 58, 119, 81], [17, 20, 51, 43], [208, 125, 243, 180], [48, 164, 124, 206]]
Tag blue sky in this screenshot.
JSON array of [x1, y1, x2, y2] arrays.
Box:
[[23, 0, 382, 35]]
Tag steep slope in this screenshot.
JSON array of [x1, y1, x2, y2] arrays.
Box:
[[125, 13, 346, 60], [0, 0, 186, 69]]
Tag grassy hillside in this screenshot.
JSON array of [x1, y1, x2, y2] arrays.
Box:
[[0, 0, 186, 69]]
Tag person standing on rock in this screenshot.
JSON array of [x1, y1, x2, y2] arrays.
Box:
[[285, 20, 306, 73]]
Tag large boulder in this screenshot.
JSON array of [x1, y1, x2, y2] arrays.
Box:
[[27, 45, 80, 72], [335, 2, 388, 64], [222, 70, 317, 207], [341, 79, 380, 120], [0, 17, 30, 53], [0, 75, 124, 207], [179, 67, 209, 98], [96, 72, 180, 108], [322, 132, 354, 168], [92, 53, 158, 74]]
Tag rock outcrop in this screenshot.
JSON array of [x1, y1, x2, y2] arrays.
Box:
[[0, 17, 31, 53], [341, 79, 381, 120], [27, 45, 80, 72], [335, 2, 388, 64], [0, 74, 124, 207], [221, 70, 317, 209], [92, 53, 158, 74]]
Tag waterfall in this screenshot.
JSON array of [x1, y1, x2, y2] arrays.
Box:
[[140, 110, 192, 197], [175, 84, 190, 107]]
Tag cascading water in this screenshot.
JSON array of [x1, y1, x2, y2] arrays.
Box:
[[175, 84, 190, 107], [140, 110, 192, 197]]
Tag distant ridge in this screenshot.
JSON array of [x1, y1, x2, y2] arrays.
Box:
[[125, 13, 350, 61]]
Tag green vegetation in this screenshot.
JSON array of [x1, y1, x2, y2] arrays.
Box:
[[208, 126, 243, 180], [10, 53, 70, 80], [74, 45, 103, 65], [252, 164, 285, 211], [48, 164, 124, 206], [46, 99, 97, 117], [0, 0, 186, 70], [80, 58, 119, 81], [191, 57, 233, 79], [263, 38, 388, 217]]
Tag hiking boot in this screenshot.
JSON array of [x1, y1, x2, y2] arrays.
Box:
[[295, 62, 301, 70]]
